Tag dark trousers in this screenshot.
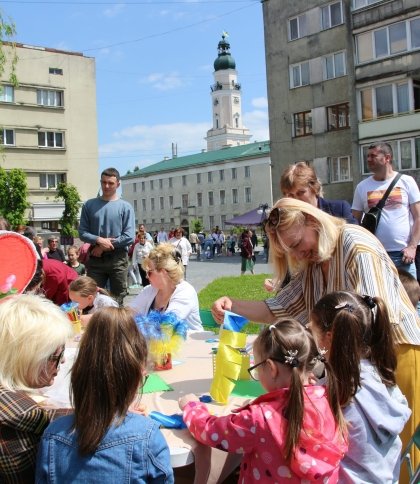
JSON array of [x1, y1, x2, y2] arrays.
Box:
[[138, 265, 150, 288]]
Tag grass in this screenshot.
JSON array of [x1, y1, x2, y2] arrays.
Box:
[[198, 273, 271, 334]]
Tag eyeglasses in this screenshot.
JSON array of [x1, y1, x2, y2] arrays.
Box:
[[247, 357, 286, 381], [146, 269, 156, 277], [266, 208, 282, 232], [48, 346, 65, 370]]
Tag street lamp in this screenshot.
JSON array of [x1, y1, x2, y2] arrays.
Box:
[[257, 203, 270, 224]]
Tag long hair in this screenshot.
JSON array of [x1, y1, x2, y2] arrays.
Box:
[[254, 319, 345, 460], [280, 161, 323, 197], [71, 307, 148, 455], [267, 198, 345, 285], [311, 291, 397, 406]]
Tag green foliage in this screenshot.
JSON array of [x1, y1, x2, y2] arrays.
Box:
[[198, 273, 271, 334], [0, 10, 18, 87], [0, 167, 28, 228], [190, 218, 203, 234], [55, 182, 81, 236]]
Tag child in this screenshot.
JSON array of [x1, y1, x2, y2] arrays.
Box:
[[36, 307, 173, 482], [179, 319, 347, 483], [69, 276, 118, 327], [310, 291, 411, 483], [132, 233, 154, 287], [65, 245, 86, 276]]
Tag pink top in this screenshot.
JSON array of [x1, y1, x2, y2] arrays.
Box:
[[183, 385, 347, 483]]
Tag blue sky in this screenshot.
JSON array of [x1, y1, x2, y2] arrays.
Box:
[[4, 0, 268, 176]]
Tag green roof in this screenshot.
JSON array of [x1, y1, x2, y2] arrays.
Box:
[[122, 141, 270, 178]]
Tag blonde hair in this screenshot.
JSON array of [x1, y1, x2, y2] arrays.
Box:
[[280, 161, 323, 197], [142, 242, 184, 285], [0, 294, 73, 391], [268, 198, 345, 284]]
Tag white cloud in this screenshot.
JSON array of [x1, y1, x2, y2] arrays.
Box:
[[251, 97, 268, 109], [103, 3, 125, 18], [243, 97, 269, 142], [141, 71, 187, 91]]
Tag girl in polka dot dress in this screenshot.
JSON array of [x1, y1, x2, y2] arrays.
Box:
[[179, 319, 347, 483]]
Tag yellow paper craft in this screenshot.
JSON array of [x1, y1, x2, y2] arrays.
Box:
[[210, 328, 249, 404]]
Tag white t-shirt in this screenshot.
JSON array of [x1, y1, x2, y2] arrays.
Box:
[[128, 280, 203, 331], [352, 174, 420, 251], [89, 293, 119, 313], [169, 237, 192, 265]]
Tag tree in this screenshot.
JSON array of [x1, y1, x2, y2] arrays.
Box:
[[190, 218, 203, 234], [0, 167, 28, 228], [56, 182, 81, 237], [0, 10, 18, 87]]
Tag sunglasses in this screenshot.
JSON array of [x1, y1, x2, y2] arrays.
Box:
[[266, 207, 282, 232], [48, 346, 65, 370], [146, 269, 156, 277]]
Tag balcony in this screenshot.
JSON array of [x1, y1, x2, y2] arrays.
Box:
[[358, 111, 420, 140]]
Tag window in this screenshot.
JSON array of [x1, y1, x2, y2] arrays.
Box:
[[360, 81, 410, 120], [133, 182, 137, 193], [293, 111, 312, 137], [209, 216, 215, 230], [208, 191, 214, 206], [208, 172, 212, 183], [288, 14, 307, 41], [220, 190, 225, 205], [38, 131, 64, 148], [37, 89, 63, 107], [160, 197, 164, 210], [0, 85, 14, 102], [168, 177, 173, 188], [245, 187, 252, 203], [324, 51, 346, 80], [244, 166, 250, 178], [232, 188, 238, 204], [197, 173, 201, 184], [321, 1, 343, 30], [231, 167, 237, 180], [412, 18, 420, 49], [49, 67, 63, 75], [150, 180, 154, 190], [182, 175, 187, 186], [141, 199, 146, 211], [39, 173, 66, 189], [361, 137, 420, 173], [327, 103, 350, 130], [133, 200, 138, 211], [329, 156, 351, 182], [352, 0, 382, 9], [197, 192, 202, 207], [141, 181, 145, 191], [159, 179, 163, 189], [221, 215, 226, 227], [151, 198, 155, 210], [182, 194, 188, 208], [169, 196, 173, 209], [219, 169, 224, 181], [161, 218, 165, 224], [0, 129, 14, 145], [290, 61, 310, 88]]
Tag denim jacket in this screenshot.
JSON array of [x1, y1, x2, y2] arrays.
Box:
[[35, 413, 174, 483]]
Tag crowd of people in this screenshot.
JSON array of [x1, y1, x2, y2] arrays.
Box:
[[0, 148, 419, 483]]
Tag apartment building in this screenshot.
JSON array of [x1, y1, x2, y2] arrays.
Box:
[[0, 43, 99, 231], [261, 0, 420, 201]]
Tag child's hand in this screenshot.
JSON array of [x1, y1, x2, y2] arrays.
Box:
[[179, 394, 199, 410]]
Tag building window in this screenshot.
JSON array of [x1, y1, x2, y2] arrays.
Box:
[[182, 194, 188, 208], [209, 216, 215, 230], [324, 51, 346, 80], [168, 177, 173, 188], [244, 166, 251, 178], [197, 173, 201, 184], [197, 192, 202, 207], [141, 181, 145, 191], [0, 129, 14, 145], [327, 103, 350, 130], [169, 196, 173, 209], [208, 191, 214, 206], [37, 89, 63, 107], [38, 131, 64, 148], [182, 175, 187, 186], [150, 180, 154, 190], [290, 61, 310, 88], [39, 173, 66, 189], [321, 1, 343, 30], [133, 182, 137, 193], [219, 169, 224, 181], [232, 188, 238, 204], [221, 215, 226, 227], [231, 167, 237, 180], [220, 190, 225, 205], [49, 67, 63, 75], [141, 199, 146, 211], [360, 81, 410, 120], [293, 111, 312, 137], [208, 171, 212, 183], [329, 156, 351, 182], [159, 179, 163, 189], [361, 137, 420, 173], [133, 200, 138, 211], [245, 187, 252, 203], [161, 218, 165, 224], [159, 197, 164, 210], [288, 14, 307, 41], [352, 0, 382, 9], [151, 198, 155, 210], [0, 85, 14, 102]]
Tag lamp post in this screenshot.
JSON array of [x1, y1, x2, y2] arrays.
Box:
[[257, 203, 270, 224]]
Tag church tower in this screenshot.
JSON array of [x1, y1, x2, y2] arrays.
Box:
[[205, 34, 251, 152]]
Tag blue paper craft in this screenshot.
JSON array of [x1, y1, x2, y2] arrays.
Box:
[[149, 411, 187, 429], [222, 311, 248, 332]]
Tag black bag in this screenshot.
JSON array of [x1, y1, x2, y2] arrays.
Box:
[[360, 173, 401, 235]]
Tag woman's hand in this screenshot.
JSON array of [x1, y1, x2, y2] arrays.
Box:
[[179, 394, 199, 410], [264, 278, 274, 292], [211, 296, 233, 323]]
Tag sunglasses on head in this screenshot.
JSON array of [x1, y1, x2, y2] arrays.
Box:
[[266, 207, 282, 232]]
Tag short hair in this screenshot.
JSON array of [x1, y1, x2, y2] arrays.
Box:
[[23, 226, 37, 241], [0, 295, 73, 391], [280, 161, 323, 197], [397, 268, 420, 309], [47, 236, 58, 243], [174, 227, 184, 235], [368, 141, 393, 158], [101, 167, 120, 181], [143, 242, 184, 285]]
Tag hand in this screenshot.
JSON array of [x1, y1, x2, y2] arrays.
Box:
[[90, 245, 104, 257], [264, 278, 274, 292], [96, 237, 115, 251], [129, 399, 148, 416], [211, 296, 233, 324], [179, 394, 200, 410], [402, 246, 416, 264]]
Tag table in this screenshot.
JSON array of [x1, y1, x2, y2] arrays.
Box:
[[40, 330, 257, 484]]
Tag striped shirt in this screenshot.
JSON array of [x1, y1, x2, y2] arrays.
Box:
[[266, 225, 420, 346]]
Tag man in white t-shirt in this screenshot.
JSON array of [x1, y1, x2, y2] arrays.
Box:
[[352, 141, 420, 278]]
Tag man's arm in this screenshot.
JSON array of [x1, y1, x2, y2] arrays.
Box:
[[402, 201, 420, 262], [78, 202, 100, 245], [352, 209, 363, 223], [109, 203, 135, 249]]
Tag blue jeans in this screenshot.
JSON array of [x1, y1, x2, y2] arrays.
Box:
[[387, 251, 417, 279]]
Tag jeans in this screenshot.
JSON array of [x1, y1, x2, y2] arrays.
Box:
[[387, 251, 417, 279]]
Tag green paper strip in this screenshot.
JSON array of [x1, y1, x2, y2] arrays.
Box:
[[140, 373, 173, 394], [230, 380, 264, 398]]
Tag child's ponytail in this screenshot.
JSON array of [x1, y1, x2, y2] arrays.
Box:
[[283, 365, 304, 460]]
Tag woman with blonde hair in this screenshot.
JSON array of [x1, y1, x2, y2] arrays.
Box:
[[128, 243, 203, 331], [0, 295, 73, 483]]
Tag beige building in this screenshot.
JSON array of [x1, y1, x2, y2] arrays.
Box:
[[0, 43, 99, 231]]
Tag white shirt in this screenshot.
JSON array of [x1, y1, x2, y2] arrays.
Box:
[[169, 237, 192, 265]]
